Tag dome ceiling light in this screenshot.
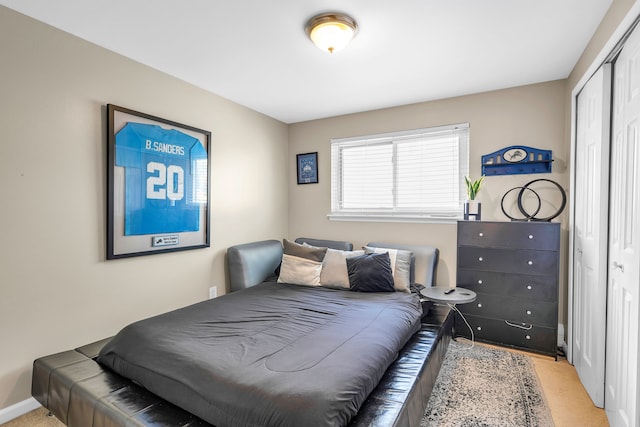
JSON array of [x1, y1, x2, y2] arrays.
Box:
[[305, 12, 358, 54]]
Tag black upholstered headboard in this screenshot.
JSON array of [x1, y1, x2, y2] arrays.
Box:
[[366, 242, 439, 287], [227, 238, 439, 292], [294, 237, 353, 251], [227, 240, 283, 292], [227, 238, 353, 292]]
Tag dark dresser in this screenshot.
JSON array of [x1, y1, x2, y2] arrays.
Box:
[[455, 220, 560, 358]]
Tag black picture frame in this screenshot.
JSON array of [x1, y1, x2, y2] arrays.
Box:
[[297, 152, 318, 184], [107, 104, 211, 259]]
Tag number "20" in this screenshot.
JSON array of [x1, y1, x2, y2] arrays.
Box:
[[146, 162, 184, 201]]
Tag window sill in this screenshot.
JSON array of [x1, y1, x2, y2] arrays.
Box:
[[327, 212, 461, 224]]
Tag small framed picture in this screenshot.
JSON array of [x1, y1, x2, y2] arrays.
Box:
[[107, 104, 211, 259], [297, 152, 318, 184]]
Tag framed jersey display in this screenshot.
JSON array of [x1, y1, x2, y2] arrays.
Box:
[[107, 104, 211, 259]]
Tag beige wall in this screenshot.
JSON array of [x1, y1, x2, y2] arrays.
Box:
[[289, 81, 568, 291], [287, 0, 640, 351], [568, 0, 637, 91], [564, 0, 638, 178], [2, 0, 639, 416], [0, 7, 288, 409]]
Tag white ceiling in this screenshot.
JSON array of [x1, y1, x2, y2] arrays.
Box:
[[1, 0, 612, 124]]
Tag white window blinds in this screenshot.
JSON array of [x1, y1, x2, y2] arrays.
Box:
[[330, 123, 469, 222]]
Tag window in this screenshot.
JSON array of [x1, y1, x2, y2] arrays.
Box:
[[330, 123, 469, 222]]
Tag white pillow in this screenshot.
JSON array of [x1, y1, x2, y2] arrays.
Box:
[[363, 247, 412, 292], [277, 239, 327, 286], [278, 253, 323, 286]]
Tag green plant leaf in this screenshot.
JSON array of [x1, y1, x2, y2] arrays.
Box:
[[465, 175, 484, 200]]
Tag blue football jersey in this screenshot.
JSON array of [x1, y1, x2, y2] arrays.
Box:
[[115, 122, 207, 236]]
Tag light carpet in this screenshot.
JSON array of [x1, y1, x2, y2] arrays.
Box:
[[422, 340, 554, 427]]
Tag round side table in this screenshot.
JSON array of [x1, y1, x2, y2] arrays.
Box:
[[420, 287, 476, 305], [420, 287, 477, 344]]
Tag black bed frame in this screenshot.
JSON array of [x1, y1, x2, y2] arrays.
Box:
[[32, 307, 451, 427], [32, 238, 452, 426]]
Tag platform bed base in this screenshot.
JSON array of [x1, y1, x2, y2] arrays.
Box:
[[32, 307, 452, 427]]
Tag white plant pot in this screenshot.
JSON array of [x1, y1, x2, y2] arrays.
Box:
[[464, 200, 482, 221]]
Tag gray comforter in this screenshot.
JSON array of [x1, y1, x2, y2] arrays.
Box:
[[97, 281, 422, 427]]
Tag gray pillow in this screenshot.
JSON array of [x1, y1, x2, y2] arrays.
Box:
[[320, 248, 365, 289]]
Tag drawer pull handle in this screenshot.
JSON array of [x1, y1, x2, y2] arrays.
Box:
[[477, 326, 482, 331], [527, 260, 533, 266], [526, 310, 532, 315], [526, 335, 531, 340], [478, 257, 483, 262], [528, 234, 534, 239], [477, 303, 482, 308], [478, 279, 483, 284], [527, 285, 532, 290], [504, 320, 533, 330], [479, 232, 484, 237]]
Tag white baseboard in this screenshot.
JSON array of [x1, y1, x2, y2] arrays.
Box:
[[560, 339, 568, 357], [0, 397, 41, 424], [558, 323, 568, 356], [557, 323, 564, 346]]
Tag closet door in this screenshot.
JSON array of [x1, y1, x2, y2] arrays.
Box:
[[606, 22, 640, 427], [573, 64, 611, 408]]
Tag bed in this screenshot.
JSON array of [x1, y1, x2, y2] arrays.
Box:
[[31, 238, 452, 427]]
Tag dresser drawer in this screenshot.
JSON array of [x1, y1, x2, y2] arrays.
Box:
[[458, 293, 557, 327], [458, 247, 559, 276], [455, 314, 557, 357], [457, 269, 557, 301], [458, 221, 560, 251]]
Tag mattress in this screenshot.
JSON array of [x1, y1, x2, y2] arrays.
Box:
[[97, 281, 422, 427]]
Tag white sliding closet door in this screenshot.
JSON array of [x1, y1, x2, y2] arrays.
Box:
[[606, 21, 640, 427], [573, 64, 611, 408]]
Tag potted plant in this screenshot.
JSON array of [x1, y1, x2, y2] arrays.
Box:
[[464, 176, 484, 220]]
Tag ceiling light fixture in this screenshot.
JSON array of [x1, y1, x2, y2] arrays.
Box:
[[305, 12, 358, 54]]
